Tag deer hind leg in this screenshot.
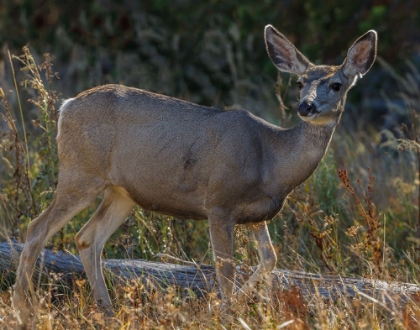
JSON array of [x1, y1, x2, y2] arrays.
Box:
[[13, 175, 103, 324], [74, 186, 135, 314], [236, 221, 276, 299], [208, 210, 235, 311]]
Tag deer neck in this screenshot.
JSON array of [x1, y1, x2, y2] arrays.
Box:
[[268, 120, 337, 196]]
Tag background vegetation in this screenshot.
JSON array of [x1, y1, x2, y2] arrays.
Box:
[[1, 0, 420, 328]]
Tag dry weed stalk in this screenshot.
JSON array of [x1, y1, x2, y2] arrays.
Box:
[[399, 103, 420, 239], [14, 47, 60, 182], [0, 47, 60, 240], [0, 87, 34, 234], [338, 168, 384, 275]]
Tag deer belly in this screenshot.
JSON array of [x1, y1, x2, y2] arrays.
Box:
[[234, 196, 284, 224], [122, 184, 208, 220]]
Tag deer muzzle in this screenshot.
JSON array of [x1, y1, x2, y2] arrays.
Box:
[[298, 100, 317, 117]]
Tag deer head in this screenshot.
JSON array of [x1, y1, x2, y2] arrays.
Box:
[[265, 25, 377, 126]]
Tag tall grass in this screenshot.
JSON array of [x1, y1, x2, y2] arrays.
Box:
[[0, 48, 420, 328]]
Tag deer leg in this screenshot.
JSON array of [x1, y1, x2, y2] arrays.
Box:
[[208, 210, 235, 311], [236, 221, 276, 299], [75, 186, 135, 314], [13, 179, 101, 325]]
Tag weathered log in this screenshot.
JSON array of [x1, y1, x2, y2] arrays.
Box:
[[1, 241, 419, 307]]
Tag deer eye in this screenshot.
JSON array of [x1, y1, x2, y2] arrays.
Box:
[[296, 81, 304, 90], [330, 83, 342, 92]]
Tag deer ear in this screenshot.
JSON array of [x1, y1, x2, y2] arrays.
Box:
[[264, 25, 312, 75], [342, 30, 377, 78]]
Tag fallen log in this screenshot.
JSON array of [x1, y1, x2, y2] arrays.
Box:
[[1, 241, 419, 307]]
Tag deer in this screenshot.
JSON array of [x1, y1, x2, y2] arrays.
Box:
[[12, 25, 377, 326]]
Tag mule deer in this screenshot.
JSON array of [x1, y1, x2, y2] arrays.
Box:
[[13, 25, 377, 324]]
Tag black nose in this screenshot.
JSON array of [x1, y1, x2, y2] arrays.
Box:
[[298, 101, 315, 117]]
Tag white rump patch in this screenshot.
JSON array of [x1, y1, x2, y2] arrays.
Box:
[[59, 98, 74, 113]]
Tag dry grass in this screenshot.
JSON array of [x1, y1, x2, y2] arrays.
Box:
[[1, 273, 419, 329]]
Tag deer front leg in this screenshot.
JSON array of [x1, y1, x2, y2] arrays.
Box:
[[236, 221, 277, 299], [208, 210, 235, 312]]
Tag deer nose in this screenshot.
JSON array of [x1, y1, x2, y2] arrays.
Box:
[[298, 101, 315, 117]]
